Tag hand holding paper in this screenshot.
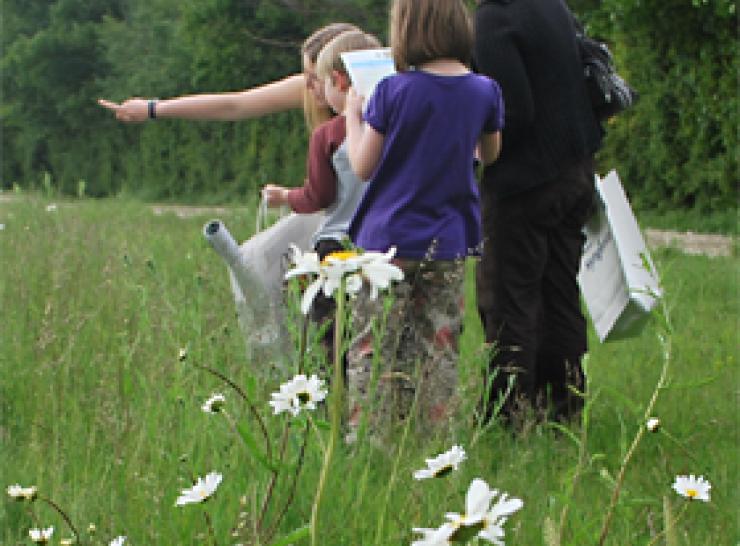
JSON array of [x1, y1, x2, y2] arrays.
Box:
[[340, 48, 395, 107]]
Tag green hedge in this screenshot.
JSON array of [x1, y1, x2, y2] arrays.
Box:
[[1, 0, 736, 211]]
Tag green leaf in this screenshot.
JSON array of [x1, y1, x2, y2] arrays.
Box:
[[269, 524, 310, 546], [235, 420, 276, 472]]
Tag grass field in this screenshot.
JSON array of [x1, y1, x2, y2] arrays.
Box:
[[1, 195, 737, 545]]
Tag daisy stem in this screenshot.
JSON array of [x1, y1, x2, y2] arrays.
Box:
[[306, 414, 327, 455], [264, 421, 311, 544], [659, 429, 704, 469], [257, 422, 290, 535], [310, 281, 346, 546], [598, 324, 672, 546], [204, 510, 218, 546], [645, 502, 689, 546], [193, 363, 272, 461], [38, 495, 79, 541]]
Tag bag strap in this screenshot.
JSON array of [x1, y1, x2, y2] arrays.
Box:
[[256, 190, 269, 234]]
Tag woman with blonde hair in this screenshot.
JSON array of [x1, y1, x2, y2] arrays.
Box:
[[98, 22, 359, 131], [98, 22, 364, 359]]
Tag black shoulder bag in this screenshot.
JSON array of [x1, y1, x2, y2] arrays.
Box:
[[576, 28, 639, 121]]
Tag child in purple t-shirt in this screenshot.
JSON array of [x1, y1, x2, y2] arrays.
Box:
[[343, 0, 504, 436]]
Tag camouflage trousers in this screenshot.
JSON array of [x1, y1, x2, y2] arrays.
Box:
[[346, 259, 466, 438]]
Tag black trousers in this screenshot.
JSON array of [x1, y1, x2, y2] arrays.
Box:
[[477, 159, 595, 421]]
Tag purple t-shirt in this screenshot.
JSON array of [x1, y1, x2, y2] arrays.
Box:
[[349, 70, 504, 259]]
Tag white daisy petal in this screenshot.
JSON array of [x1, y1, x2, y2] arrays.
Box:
[[442, 478, 523, 545], [413, 445, 466, 480], [300, 277, 324, 315], [175, 472, 222, 506], [201, 393, 226, 413], [646, 418, 661, 432], [411, 523, 455, 546], [672, 474, 711, 502], [269, 374, 327, 417], [29, 526, 54, 543]]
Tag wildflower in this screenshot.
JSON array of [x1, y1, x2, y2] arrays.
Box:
[[646, 418, 661, 432], [45, 204, 58, 213], [269, 374, 327, 417], [443, 478, 523, 544], [285, 245, 403, 314], [672, 474, 711, 502], [109, 536, 126, 546], [178, 347, 188, 362], [0, 223, 5, 230], [413, 445, 467, 480], [60, 539, 74, 546], [411, 524, 455, 545], [6, 483, 37, 500], [201, 393, 226, 414], [175, 472, 223, 506], [29, 526, 54, 543], [87, 523, 97, 534]]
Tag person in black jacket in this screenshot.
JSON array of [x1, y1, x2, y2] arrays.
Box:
[[474, 0, 603, 424]]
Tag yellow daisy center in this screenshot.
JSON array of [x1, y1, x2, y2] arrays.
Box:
[[322, 250, 359, 265], [686, 488, 698, 498]]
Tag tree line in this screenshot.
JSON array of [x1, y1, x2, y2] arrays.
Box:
[[1, 0, 736, 211]]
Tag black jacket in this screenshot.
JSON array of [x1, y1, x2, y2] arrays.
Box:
[[475, 0, 602, 196]]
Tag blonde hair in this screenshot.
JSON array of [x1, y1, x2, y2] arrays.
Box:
[[301, 23, 360, 130], [315, 30, 382, 81], [390, 0, 473, 72]]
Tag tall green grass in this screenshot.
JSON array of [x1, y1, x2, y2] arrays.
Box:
[[1, 195, 736, 545]]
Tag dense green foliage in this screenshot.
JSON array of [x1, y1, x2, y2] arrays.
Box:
[[2, 0, 736, 211]]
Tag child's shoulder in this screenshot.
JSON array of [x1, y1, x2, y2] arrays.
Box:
[[311, 114, 347, 148]]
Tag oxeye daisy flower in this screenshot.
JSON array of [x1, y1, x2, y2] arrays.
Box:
[[29, 526, 54, 543], [646, 417, 661, 432], [413, 445, 467, 480], [109, 536, 127, 546], [269, 374, 327, 417], [6, 483, 37, 500], [45, 203, 58, 213], [672, 474, 711, 502], [443, 478, 523, 545], [201, 393, 226, 414], [285, 245, 403, 314], [175, 472, 223, 506], [178, 347, 188, 362]]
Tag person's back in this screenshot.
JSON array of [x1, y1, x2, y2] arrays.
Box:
[[475, 0, 602, 196], [349, 69, 502, 259], [474, 0, 603, 424], [310, 119, 366, 251]]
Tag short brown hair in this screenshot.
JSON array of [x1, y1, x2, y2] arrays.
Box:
[[315, 30, 382, 81], [301, 23, 360, 130], [390, 0, 473, 71]]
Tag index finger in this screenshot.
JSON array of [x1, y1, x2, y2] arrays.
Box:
[[97, 98, 119, 111]]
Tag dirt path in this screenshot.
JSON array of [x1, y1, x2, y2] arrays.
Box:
[[151, 204, 734, 258], [644, 229, 733, 258], [1, 195, 734, 257]]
